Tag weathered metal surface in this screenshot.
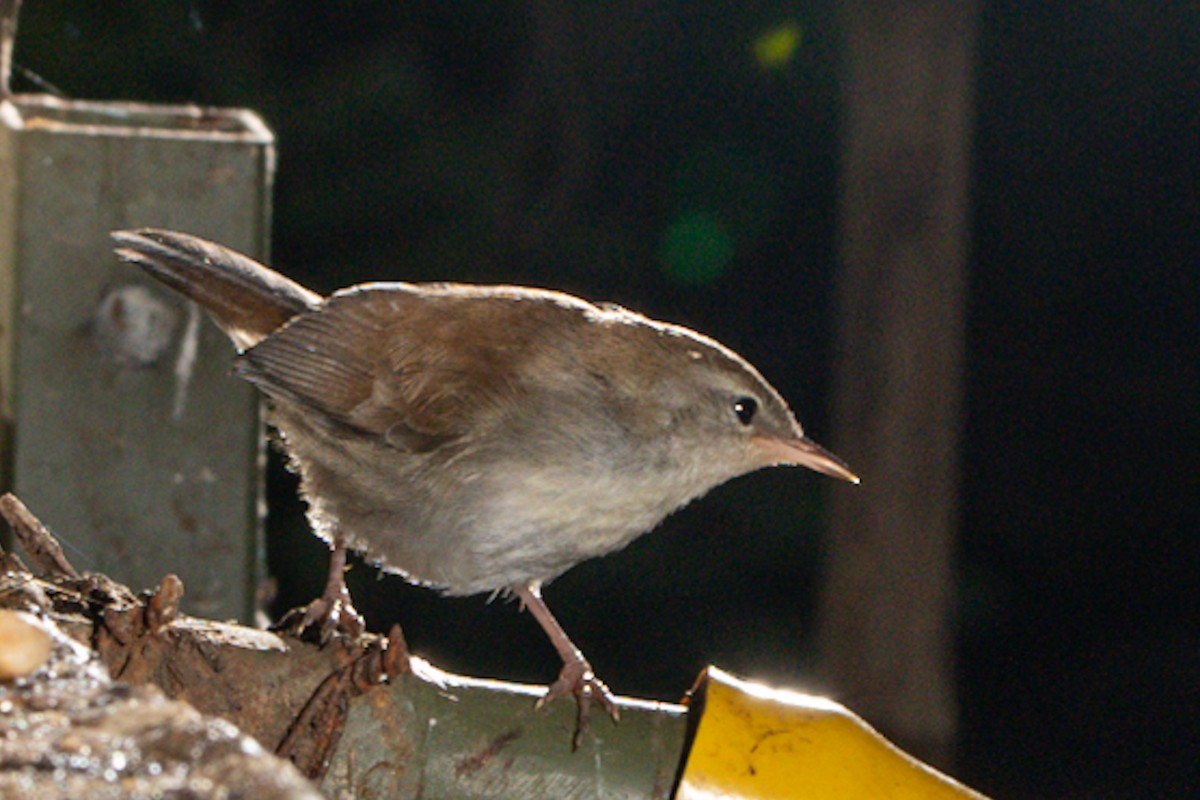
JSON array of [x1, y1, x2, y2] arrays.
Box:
[[325, 661, 688, 799], [0, 95, 274, 622]]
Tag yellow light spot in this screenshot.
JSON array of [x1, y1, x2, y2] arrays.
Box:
[[753, 21, 803, 71]]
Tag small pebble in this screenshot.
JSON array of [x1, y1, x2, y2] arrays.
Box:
[[0, 610, 53, 680]]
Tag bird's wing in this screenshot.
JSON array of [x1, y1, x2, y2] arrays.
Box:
[[235, 285, 537, 453]]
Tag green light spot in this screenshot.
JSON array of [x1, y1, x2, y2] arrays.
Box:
[[659, 211, 735, 285], [753, 21, 803, 71]]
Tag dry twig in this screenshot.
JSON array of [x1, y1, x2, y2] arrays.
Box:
[[0, 492, 79, 579]]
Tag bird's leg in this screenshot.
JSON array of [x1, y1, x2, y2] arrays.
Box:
[[515, 582, 619, 747], [274, 538, 365, 643], [304, 541, 366, 639]]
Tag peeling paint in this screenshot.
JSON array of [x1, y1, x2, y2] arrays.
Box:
[[171, 302, 201, 420]]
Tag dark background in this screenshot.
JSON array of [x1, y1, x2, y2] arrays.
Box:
[[14, 3, 1198, 798]]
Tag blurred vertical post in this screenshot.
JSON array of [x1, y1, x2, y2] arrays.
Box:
[[0, 2, 275, 622], [818, 0, 979, 765]]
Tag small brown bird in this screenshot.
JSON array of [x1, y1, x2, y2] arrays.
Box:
[[112, 229, 857, 741]]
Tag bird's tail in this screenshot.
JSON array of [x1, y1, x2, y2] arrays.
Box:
[[112, 229, 322, 351]]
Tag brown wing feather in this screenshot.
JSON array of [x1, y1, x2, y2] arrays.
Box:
[[235, 306, 375, 421], [235, 285, 532, 451]]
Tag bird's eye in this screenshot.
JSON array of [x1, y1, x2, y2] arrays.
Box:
[[733, 396, 758, 426]]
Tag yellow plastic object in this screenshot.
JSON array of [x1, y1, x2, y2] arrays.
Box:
[[675, 667, 990, 799]]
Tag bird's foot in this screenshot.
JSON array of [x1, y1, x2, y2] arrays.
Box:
[[273, 584, 365, 644], [536, 656, 619, 748]]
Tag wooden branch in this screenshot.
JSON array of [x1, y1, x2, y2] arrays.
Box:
[[0, 492, 79, 579], [0, 492, 687, 797], [0, 608, 323, 799]]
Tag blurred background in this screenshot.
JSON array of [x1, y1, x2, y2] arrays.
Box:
[[11, 2, 1198, 797]]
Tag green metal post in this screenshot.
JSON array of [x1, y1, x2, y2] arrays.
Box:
[[0, 94, 274, 622]]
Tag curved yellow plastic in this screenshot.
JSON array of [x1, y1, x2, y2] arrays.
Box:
[[675, 667, 990, 800]]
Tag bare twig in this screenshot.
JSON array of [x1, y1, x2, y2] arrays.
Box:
[[0, 0, 21, 98], [0, 493, 80, 579], [277, 624, 410, 780], [145, 574, 185, 632]]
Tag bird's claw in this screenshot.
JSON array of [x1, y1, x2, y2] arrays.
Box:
[[536, 657, 619, 748], [273, 585, 365, 644]]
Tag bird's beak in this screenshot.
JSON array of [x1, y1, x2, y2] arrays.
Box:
[[754, 435, 860, 484]]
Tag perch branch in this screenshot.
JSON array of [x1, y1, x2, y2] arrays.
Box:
[[0, 492, 80, 579]]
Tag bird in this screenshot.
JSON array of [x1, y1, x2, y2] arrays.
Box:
[[111, 228, 858, 743]]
